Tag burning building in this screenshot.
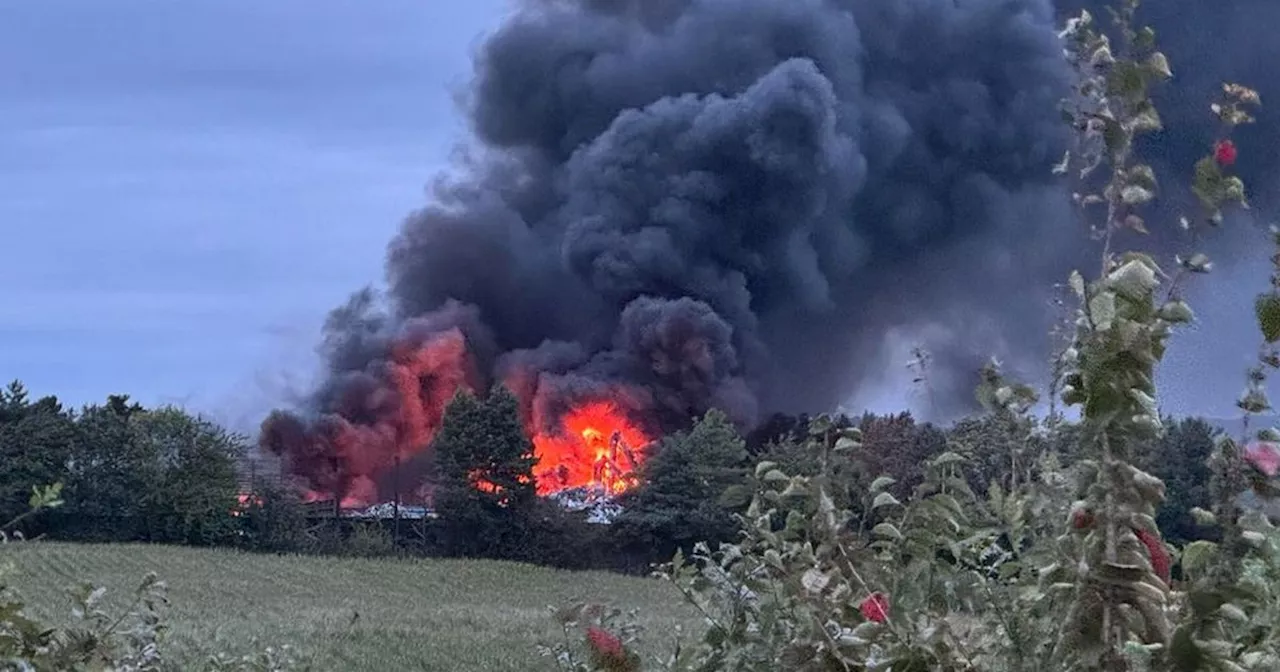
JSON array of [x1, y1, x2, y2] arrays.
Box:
[[259, 0, 1276, 507]]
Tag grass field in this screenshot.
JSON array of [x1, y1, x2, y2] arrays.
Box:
[[0, 543, 696, 671]]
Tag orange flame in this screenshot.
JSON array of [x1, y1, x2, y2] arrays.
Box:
[[231, 493, 263, 517], [531, 401, 651, 496]]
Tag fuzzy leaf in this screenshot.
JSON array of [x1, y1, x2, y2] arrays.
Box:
[[1158, 300, 1195, 324], [1107, 259, 1160, 299], [1121, 185, 1155, 205], [1255, 293, 1280, 343], [801, 568, 831, 595], [1090, 291, 1117, 331], [1146, 51, 1172, 78], [1069, 270, 1086, 299], [871, 523, 903, 541], [871, 492, 901, 510], [1181, 541, 1218, 575], [869, 476, 897, 493]]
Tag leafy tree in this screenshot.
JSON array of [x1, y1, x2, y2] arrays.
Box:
[[61, 398, 245, 544], [0, 381, 75, 528], [613, 408, 751, 562], [62, 395, 151, 539], [131, 406, 246, 545], [430, 385, 539, 559]]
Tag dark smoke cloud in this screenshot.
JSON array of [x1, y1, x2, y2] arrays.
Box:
[[263, 0, 1276, 499]]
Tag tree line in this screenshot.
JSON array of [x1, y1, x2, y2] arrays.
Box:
[[0, 377, 1225, 570]]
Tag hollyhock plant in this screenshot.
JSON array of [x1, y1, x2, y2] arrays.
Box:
[[859, 592, 890, 623]]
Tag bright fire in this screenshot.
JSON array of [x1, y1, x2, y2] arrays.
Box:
[[530, 401, 652, 496]]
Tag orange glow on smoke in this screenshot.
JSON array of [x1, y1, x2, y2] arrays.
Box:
[[302, 490, 366, 509], [531, 401, 651, 496]]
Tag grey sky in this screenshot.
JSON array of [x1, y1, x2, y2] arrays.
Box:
[[0, 0, 1271, 432], [0, 0, 505, 430]]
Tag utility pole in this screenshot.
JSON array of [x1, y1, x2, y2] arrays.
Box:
[[393, 454, 401, 544], [330, 456, 341, 526]]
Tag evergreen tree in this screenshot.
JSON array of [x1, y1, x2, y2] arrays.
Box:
[[613, 408, 750, 561], [430, 385, 539, 559], [0, 381, 75, 527], [1135, 415, 1218, 547]]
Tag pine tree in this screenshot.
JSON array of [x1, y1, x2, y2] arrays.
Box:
[[614, 408, 749, 561], [430, 385, 538, 559]]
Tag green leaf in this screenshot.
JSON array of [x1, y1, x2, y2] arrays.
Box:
[[1177, 252, 1213, 274], [1090, 291, 1117, 331], [1126, 164, 1158, 191], [1170, 625, 1204, 671], [1106, 259, 1159, 299], [871, 492, 901, 510], [1146, 51, 1172, 79], [1188, 507, 1217, 526], [1181, 540, 1218, 575], [718, 485, 753, 509], [1217, 603, 1248, 623], [1107, 61, 1146, 99], [1130, 103, 1162, 133], [930, 451, 966, 467], [762, 469, 790, 483], [801, 568, 831, 595], [834, 436, 860, 453], [1134, 26, 1156, 50], [1103, 117, 1130, 155], [1069, 270, 1086, 299], [1238, 388, 1272, 414], [1158, 300, 1194, 324], [754, 461, 779, 479], [1121, 185, 1155, 205], [1052, 151, 1070, 175], [1255, 293, 1280, 343], [869, 476, 897, 493], [871, 523, 903, 541]]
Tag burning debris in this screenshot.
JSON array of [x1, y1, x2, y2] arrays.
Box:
[[529, 402, 653, 496]]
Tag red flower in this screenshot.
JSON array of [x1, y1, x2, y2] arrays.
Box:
[[1214, 139, 1238, 167], [1244, 440, 1280, 477], [1133, 527, 1171, 585], [859, 592, 890, 623], [585, 626, 636, 671], [586, 627, 624, 658]]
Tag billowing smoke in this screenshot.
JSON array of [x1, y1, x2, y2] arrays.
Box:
[[262, 0, 1272, 502]]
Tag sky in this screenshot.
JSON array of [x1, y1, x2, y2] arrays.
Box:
[[0, 0, 1274, 434], [0, 0, 508, 431]]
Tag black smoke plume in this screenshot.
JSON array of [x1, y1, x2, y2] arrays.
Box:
[[262, 0, 1275, 501]]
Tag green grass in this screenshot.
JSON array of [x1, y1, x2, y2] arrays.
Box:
[[0, 543, 696, 671]]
